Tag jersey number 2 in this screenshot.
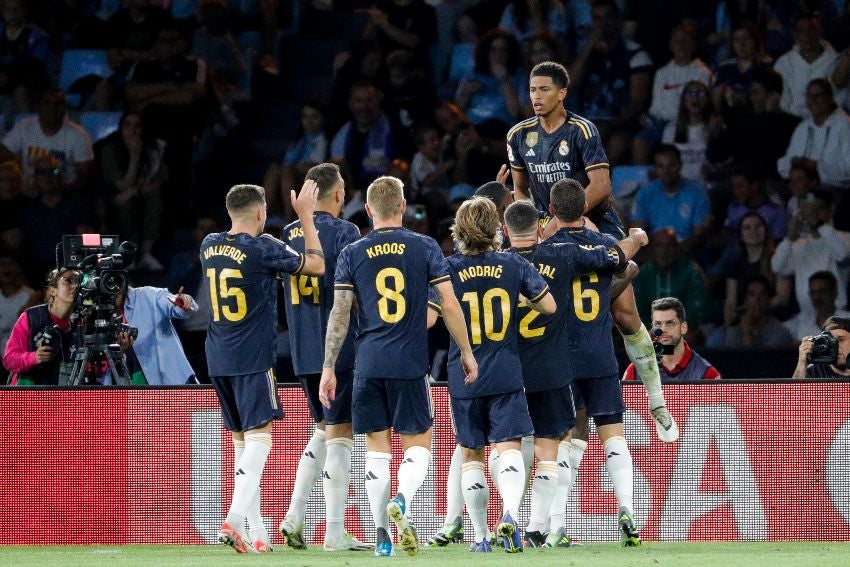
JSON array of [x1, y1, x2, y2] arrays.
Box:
[[207, 268, 247, 322]]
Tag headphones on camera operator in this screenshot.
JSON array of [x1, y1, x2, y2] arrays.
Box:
[[54, 234, 138, 385]]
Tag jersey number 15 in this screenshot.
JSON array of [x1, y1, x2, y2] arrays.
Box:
[[206, 268, 247, 322]]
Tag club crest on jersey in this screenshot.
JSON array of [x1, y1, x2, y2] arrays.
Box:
[[525, 131, 538, 148], [559, 140, 569, 156]]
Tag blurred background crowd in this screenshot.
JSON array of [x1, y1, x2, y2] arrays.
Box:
[[1, 0, 850, 381]]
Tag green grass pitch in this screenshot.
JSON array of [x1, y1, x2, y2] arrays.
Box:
[[3, 542, 850, 567]]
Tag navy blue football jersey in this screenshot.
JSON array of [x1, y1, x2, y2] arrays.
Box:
[[546, 227, 622, 380], [515, 238, 626, 391], [446, 251, 549, 400], [281, 212, 361, 375], [201, 231, 304, 376], [334, 227, 449, 380], [507, 113, 609, 213]]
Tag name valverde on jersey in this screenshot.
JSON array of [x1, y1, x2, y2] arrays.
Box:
[[201, 232, 304, 377]]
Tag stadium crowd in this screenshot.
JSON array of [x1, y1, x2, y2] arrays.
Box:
[[2, 0, 850, 382]]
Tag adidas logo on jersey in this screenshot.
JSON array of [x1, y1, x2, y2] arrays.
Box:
[[525, 148, 535, 157]]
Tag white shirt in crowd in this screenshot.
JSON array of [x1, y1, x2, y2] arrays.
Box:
[[648, 59, 714, 122], [773, 41, 838, 118], [776, 107, 850, 187]]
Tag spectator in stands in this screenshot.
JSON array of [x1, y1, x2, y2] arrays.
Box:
[[725, 163, 787, 241], [712, 211, 791, 327], [570, 0, 652, 165], [785, 159, 820, 216], [330, 81, 397, 192], [631, 144, 712, 252], [776, 79, 850, 188], [632, 20, 713, 164], [455, 28, 524, 129], [623, 296, 720, 381], [190, 0, 247, 96], [772, 189, 850, 322], [707, 274, 795, 348], [633, 228, 708, 335], [330, 40, 388, 132], [0, 253, 35, 370], [441, 12, 478, 98], [711, 22, 772, 112], [793, 315, 850, 378], [410, 122, 453, 202], [661, 80, 725, 185], [0, 0, 51, 115], [499, 0, 568, 46], [95, 0, 174, 110], [384, 49, 436, 148], [773, 12, 838, 118], [724, 69, 800, 181], [98, 110, 168, 272], [360, 0, 437, 65], [785, 271, 850, 341], [18, 155, 94, 279], [0, 89, 95, 197], [525, 30, 564, 69], [264, 98, 329, 220], [0, 161, 30, 254], [165, 215, 218, 383], [113, 284, 198, 385], [3, 267, 77, 386]]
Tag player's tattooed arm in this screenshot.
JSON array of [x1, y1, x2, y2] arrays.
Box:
[[323, 289, 354, 368]]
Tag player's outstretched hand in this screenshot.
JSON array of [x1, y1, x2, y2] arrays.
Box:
[[291, 179, 319, 219], [319, 368, 337, 408], [628, 227, 649, 246], [496, 164, 510, 185], [461, 350, 478, 385]]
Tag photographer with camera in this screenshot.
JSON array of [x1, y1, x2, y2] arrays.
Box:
[[3, 268, 77, 385], [793, 316, 850, 379], [623, 297, 721, 381]]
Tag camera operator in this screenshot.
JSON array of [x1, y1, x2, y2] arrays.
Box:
[[113, 284, 198, 385], [623, 297, 721, 381], [793, 316, 850, 379], [2, 268, 78, 385]]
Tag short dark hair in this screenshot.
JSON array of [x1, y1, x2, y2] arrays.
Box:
[[474, 181, 511, 208], [305, 162, 342, 200], [651, 297, 686, 322], [746, 273, 775, 297], [550, 178, 585, 222], [807, 78, 833, 98], [809, 270, 838, 290], [730, 161, 764, 184], [824, 315, 850, 333], [504, 199, 539, 235], [653, 143, 681, 163], [225, 184, 265, 213], [752, 69, 783, 96], [530, 61, 570, 90], [789, 158, 820, 184]]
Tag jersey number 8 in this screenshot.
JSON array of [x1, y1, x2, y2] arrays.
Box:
[[375, 267, 406, 323]]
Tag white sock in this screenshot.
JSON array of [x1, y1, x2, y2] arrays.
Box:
[[234, 439, 267, 542], [323, 437, 353, 542], [396, 445, 431, 514], [549, 441, 572, 533], [520, 435, 535, 493], [461, 461, 489, 543], [497, 449, 525, 518], [488, 448, 500, 492], [444, 445, 464, 524], [287, 428, 327, 522], [365, 451, 392, 530], [527, 461, 559, 533], [623, 324, 666, 409], [604, 436, 634, 512], [228, 432, 272, 519]]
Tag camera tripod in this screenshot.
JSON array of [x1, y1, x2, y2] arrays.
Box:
[[62, 341, 132, 386]]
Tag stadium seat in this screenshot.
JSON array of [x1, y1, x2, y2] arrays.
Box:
[[79, 111, 122, 143], [59, 50, 112, 108], [611, 165, 653, 223]]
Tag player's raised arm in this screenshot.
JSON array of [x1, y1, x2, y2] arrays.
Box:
[[433, 280, 478, 384], [615, 227, 649, 260], [319, 289, 354, 407], [511, 168, 531, 202], [292, 179, 325, 276]]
